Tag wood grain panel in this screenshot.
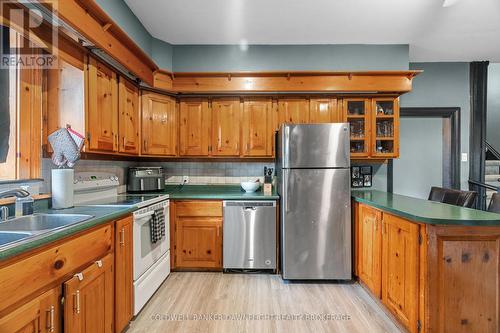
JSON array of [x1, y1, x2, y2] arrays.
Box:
[[278, 98, 309, 124], [114, 216, 133, 333], [241, 98, 273, 157], [0, 224, 112, 315], [118, 78, 140, 154], [175, 201, 222, 217], [381, 213, 420, 333], [211, 98, 241, 156], [179, 99, 210, 156], [309, 98, 338, 123], [358, 204, 382, 298]]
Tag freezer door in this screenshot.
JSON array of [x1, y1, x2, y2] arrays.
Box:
[[280, 123, 350, 169], [281, 168, 351, 280]]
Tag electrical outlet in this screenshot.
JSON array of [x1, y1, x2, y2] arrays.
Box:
[[182, 176, 189, 184], [461, 153, 468, 162]]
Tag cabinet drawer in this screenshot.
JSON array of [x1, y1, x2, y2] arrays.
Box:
[[0, 224, 112, 314], [176, 201, 222, 217]]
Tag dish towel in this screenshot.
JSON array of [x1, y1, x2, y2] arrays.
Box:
[[150, 208, 166, 244]]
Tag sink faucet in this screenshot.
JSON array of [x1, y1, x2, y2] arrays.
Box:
[[0, 188, 30, 199]]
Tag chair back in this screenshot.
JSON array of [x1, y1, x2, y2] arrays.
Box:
[[488, 193, 500, 213]]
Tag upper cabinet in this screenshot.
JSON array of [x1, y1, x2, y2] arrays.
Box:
[[86, 57, 119, 152], [371, 97, 399, 158], [141, 92, 178, 156], [118, 78, 140, 154], [310, 98, 343, 123], [241, 98, 275, 157], [278, 98, 309, 124], [345, 97, 399, 159], [211, 98, 241, 156], [179, 99, 211, 156]]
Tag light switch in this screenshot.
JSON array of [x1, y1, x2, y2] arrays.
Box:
[[461, 153, 468, 162]]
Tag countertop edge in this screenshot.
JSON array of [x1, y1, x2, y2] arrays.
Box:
[[352, 195, 500, 226], [0, 207, 134, 262]]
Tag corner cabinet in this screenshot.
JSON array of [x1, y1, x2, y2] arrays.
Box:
[[86, 57, 119, 152], [0, 286, 61, 333], [141, 92, 178, 156], [118, 78, 140, 155], [345, 97, 399, 159], [173, 201, 223, 269]]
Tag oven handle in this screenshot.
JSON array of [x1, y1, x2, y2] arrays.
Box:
[[134, 210, 155, 220]]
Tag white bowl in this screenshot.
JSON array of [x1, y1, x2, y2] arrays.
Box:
[[241, 181, 261, 193]]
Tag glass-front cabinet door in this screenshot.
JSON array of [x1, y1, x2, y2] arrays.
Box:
[[371, 97, 399, 158], [344, 98, 371, 158]]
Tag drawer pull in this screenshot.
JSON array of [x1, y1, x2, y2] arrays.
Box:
[[46, 305, 55, 332], [95, 260, 103, 268], [74, 290, 80, 314], [74, 272, 83, 281], [120, 228, 125, 246]]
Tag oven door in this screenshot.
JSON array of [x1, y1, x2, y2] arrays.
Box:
[[133, 201, 169, 280]]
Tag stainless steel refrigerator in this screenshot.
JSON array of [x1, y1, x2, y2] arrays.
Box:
[[276, 123, 351, 280]]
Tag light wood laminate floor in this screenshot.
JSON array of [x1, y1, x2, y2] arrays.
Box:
[[128, 272, 402, 333]]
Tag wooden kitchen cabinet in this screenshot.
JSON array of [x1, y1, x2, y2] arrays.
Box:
[[211, 98, 241, 156], [344, 98, 371, 158], [278, 98, 309, 124], [141, 91, 178, 156], [357, 204, 382, 298], [174, 201, 223, 269], [371, 97, 399, 158], [114, 216, 133, 333], [309, 98, 343, 123], [241, 98, 275, 157], [118, 78, 140, 155], [86, 57, 119, 152], [179, 99, 211, 156], [64, 253, 114, 333], [381, 213, 420, 333], [0, 286, 61, 333]]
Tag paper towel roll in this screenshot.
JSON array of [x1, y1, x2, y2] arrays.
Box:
[[52, 169, 74, 209]]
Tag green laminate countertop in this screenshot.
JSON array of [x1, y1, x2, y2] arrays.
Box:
[[162, 185, 279, 200], [352, 190, 500, 226], [0, 205, 134, 261]]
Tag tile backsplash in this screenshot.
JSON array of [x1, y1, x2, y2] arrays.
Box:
[[35, 159, 275, 193]]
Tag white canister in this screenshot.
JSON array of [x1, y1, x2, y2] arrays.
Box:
[[51, 169, 74, 209]]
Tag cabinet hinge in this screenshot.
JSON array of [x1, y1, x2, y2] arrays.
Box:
[[86, 132, 91, 142], [417, 319, 422, 333], [60, 296, 65, 306]]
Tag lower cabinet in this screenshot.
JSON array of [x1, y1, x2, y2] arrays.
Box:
[[0, 286, 61, 333], [64, 253, 114, 333], [356, 203, 420, 333], [381, 213, 420, 333], [173, 200, 223, 269], [357, 204, 382, 297], [114, 216, 133, 333]]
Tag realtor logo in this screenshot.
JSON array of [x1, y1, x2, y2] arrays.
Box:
[[0, 0, 58, 69]]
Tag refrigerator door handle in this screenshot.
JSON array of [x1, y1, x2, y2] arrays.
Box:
[[284, 125, 290, 167], [284, 176, 289, 213]]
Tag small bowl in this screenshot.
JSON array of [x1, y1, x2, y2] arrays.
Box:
[[241, 180, 261, 193]]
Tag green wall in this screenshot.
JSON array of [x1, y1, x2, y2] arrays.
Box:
[[171, 44, 409, 71]]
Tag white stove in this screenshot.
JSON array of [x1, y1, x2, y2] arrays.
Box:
[[74, 172, 170, 316]]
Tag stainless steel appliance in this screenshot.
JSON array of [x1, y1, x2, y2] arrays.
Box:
[[223, 201, 277, 270], [127, 167, 165, 192], [276, 123, 351, 280]]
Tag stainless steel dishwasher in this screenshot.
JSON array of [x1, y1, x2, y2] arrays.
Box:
[[223, 201, 277, 270]]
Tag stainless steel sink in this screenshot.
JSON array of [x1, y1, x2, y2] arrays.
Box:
[[0, 214, 93, 232], [0, 231, 33, 246]]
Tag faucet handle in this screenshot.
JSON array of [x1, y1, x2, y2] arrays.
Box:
[[0, 206, 9, 222]]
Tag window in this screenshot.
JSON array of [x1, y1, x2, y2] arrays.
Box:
[[0, 26, 42, 180]]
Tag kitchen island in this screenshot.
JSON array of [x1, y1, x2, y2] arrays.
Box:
[[352, 190, 500, 333]]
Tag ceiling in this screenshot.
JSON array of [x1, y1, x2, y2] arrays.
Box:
[[125, 0, 500, 62]]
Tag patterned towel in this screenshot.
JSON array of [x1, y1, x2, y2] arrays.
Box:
[[150, 208, 166, 244]]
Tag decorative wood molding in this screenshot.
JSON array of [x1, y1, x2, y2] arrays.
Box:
[[170, 71, 422, 94]]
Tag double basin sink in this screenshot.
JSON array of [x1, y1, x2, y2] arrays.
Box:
[[0, 214, 93, 249]]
